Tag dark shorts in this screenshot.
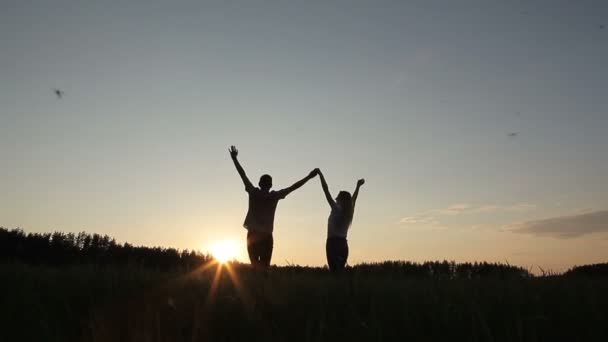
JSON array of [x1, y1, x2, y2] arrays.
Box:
[[326, 237, 349, 273], [247, 230, 273, 269]]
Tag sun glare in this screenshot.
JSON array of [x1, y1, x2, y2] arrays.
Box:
[[210, 241, 238, 264]]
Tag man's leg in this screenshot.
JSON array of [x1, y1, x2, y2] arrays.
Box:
[[247, 231, 261, 268], [258, 234, 274, 269]]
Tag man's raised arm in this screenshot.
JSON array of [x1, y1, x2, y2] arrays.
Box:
[[229, 145, 254, 192], [276, 168, 319, 199]]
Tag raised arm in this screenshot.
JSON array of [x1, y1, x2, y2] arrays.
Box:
[[276, 168, 319, 199], [319, 171, 337, 209], [352, 178, 365, 208], [229, 145, 254, 192]]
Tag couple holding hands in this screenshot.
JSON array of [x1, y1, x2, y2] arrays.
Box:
[[229, 146, 364, 272]]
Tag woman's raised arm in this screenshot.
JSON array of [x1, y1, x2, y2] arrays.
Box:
[[319, 171, 337, 210]]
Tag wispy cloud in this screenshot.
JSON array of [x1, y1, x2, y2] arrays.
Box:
[[505, 210, 608, 238], [399, 215, 440, 226], [400, 203, 536, 227], [437, 203, 535, 215]]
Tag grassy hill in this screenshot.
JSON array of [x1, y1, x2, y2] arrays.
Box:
[[2, 228, 607, 341], [2, 260, 608, 342]]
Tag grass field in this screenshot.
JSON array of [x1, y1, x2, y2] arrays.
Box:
[[1, 261, 608, 342]]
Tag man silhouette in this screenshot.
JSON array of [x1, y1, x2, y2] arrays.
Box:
[[229, 146, 318, 270]]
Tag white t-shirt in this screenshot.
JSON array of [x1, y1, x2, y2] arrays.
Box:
[[327, 205, 352, 238]]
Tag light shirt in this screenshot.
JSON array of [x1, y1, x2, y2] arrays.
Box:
[[327, 205, 353, 238]]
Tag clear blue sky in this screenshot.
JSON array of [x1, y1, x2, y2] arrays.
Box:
[[1, 0, 607, 271]]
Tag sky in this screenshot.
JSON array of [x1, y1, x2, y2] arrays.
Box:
[[1, 0, 607, 271]]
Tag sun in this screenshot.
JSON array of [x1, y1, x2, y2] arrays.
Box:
[[209, 241, 238, 264]]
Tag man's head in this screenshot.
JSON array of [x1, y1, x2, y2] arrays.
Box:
[[259, 174, 273, 191]]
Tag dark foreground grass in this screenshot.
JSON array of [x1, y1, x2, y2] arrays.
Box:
[[1, 262, 607, 342]]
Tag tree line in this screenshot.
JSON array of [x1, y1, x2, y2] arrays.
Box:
[[564, 263, 608, 277], [275, 260, 533, 278], [0, 227, 212, 271], [351, 260, 533, 278], [2, 227, 605, 277]]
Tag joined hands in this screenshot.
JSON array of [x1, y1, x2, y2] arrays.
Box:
[[309, 168, 320, 178]]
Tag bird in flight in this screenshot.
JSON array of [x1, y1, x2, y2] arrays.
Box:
[[507, 132, 519, 137], [52, 88, 65, 99]]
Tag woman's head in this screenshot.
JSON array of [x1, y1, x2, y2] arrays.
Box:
[[336, 191, 352, 207], [335, 191, 354, 224]]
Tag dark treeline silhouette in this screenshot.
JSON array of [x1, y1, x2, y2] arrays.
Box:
[[565, 263, 608, 277], [352, 260, 532, 278], [4, 227, 603, 278], [275, 260, 532, 278], [0, 227, 212, 271]]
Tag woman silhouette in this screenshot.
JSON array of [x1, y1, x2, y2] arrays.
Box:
[[317, 171, 365, 273]]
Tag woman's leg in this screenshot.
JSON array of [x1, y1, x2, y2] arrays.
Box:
[[326, 239, 334, 271], [341, 240, 349, 271], [326, 237, 348, 273]]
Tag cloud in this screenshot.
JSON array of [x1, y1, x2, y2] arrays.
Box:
[[506, 210, 608, 238], [400, 203, 536, 227], [438, 203, 472, 215], [399, 215, 439, 225], [436, 203, 535, 215], [399, 211, 442, 227]]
